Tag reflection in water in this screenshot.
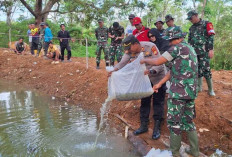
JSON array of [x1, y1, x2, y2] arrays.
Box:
[[0, 82, 139, 157]]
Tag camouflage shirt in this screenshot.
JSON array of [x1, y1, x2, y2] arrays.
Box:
[[95, 26, 109, 42], [109, 25, 124, 44], [163, 25, 182, 39], [188, 19, 214, 55], [162, 41, 198, 100]]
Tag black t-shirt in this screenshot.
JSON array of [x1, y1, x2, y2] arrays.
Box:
[[57, 30, 71, 46], [109, 26, 124, 44], [15, 42, 25, 52]]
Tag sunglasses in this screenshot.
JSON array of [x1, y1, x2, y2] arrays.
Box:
[[148, 35, 155, 38]]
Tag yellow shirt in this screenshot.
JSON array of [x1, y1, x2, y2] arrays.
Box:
[[31, 28, 38, 36], [48, 45, 60, 54]]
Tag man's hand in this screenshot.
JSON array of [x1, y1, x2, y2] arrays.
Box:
[[71, 38, 75, 42], [108, 71, 113, 77], [208, 50, 214, 59], [60, 39, 62, 42], [153, 83, 162, 93], [144, 69, 150, 75], [115, 37, 119, 41], [110, 35, 115, 39], [140, 59, 146, 64]]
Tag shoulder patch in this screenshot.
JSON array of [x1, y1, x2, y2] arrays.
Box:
[[151, 46, 158, 55], [206, 22, 215, 35], [141, 47, 145, 52]]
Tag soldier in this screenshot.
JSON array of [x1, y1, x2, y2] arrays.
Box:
[[187, 10, 216, 96], [132, 17, 150, 42], [37, 22, 45, 56], [140, 32, 199, 157], [154, 18, 165, 36], [125, 14, 136, 37], [95, 19, 109, 69], [163, 14, 182, 39], [108, 22, 125, 66], [108, 35, 166, 140]]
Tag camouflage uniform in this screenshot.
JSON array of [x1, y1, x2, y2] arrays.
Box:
[[163, 25, 182, 40], [38, 27, 45, 55], [188, 19, 214, 79], [162, 41, 198, 136], [95, 26, 109, 65], [109, 25, 124, 66]]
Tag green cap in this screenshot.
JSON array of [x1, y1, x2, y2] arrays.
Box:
[[186, 10, 198, 20], [163, 32, 187, 40], [165, 14, 174, 22], [122, 35, 139, 50]]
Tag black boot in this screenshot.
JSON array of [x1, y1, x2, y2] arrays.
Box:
[[106, 62, 109, 67], [152, 120, 161, 140], [133, 121, 148, 135], [96, 63, 100, 69]]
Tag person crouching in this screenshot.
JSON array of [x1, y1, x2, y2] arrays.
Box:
[[47, 41, 61, 64]]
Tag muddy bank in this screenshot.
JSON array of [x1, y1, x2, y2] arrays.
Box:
[[0, 48, 231, 155]]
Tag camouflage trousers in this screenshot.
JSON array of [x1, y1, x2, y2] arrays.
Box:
[[37, 39, 44, 55], [197, 52, 212, 79], [96, 42, 109, 64], [167, 98, 196, 136], [109, 44, 123, 66]]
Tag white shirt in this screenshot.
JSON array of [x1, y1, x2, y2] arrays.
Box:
[[125, 24, 135, 36]]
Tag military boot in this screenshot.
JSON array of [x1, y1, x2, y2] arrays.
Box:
[[96, 63, 100, 69], [185, 131, 199, 157], [198, 77, 203, 92], [106, 62, 109, 67], [170, 133, 181, 157], [152, 120, 161, 140], [206, 78, 215, 96], [133, 121, 148, 135]]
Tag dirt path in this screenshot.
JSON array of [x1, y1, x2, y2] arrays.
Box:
[[0, 48, 231, 155]]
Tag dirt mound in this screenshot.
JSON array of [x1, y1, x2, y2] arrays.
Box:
[[0, 48, 231, 155]]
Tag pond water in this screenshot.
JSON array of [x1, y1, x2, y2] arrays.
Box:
[[0, 81, 140, 157]]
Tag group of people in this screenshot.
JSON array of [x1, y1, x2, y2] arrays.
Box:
[[14, 23, 73, 64], [107, 10, 216, 157]]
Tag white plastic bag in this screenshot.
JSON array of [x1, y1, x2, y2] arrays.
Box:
[[108, 53, 154, 101]]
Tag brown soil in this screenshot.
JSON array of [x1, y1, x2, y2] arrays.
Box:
[[0, 48, 231, 156]]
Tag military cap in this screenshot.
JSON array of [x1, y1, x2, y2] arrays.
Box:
[[186, 10, 198, 20], [133, 17, 142, 25], [122, 35, 139, 50], [163, 32, 187, 40], [98, 19, 104, 23], [113, 22, 119, 28], [129, 14, 135, 19], [165, 14, 174, 22], [40, 22, 46, 26], [154, 18, 164, 25]]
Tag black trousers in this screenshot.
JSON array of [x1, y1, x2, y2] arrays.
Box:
[[140, 83, 166, 123], [31, 40, 38, 55], [61, 44, 71, 60]]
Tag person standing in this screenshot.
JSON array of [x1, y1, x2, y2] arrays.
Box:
[[163, 14, 182, 39], [27, 24, 32, 48], [43, 23, 53, 57], [132, 17, 150, 42], [95, 19, 109, 69], [125, 14, 136, 37], [109, 35, 166, 140], [57, 24, 72, 62], [187, 10, 216, 96], [140, 32, 199, 157], [37, 22, 45, 56], [30, 23, 39, 55], [108, 22, 125, 66], [154, 18, 165, 36]]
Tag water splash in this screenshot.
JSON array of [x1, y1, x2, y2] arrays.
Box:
[[94, 97, 113, 147]]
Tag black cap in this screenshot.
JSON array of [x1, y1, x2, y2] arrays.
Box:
[[163, 32, 187, 41], [165, 14, 174, 22], [40, 22, 45, 26], [122, 35, 139, 50], [129, 14, 135, 19], [113, 22, 119, 29], [98, 19, 103, 23]]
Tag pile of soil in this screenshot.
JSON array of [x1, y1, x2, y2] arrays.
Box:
[[0, 48, 231, 156]]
